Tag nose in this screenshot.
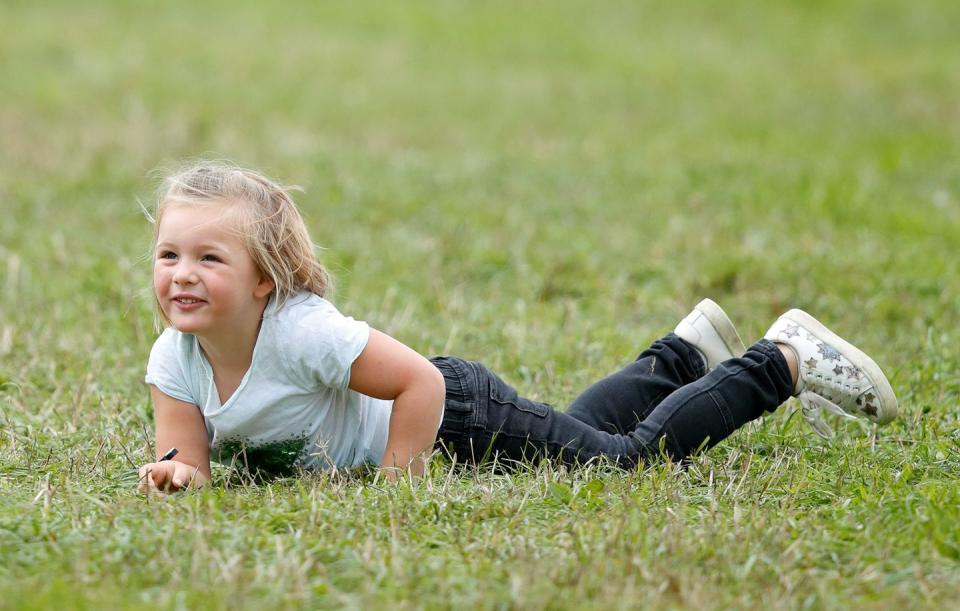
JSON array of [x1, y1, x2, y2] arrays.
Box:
[[172, 260, 199, 285]]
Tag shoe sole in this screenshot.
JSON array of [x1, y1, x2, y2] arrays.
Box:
[[783, 308, 898, 425], [695, 298, 747, 357]]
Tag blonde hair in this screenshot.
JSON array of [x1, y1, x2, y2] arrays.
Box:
[[151, 160, 331, 320]]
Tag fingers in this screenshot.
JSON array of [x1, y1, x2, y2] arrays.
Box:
[[137, 462, 171, 495], [137, 461, 205, 495], [138, 461, 197, 495], [170, 462, 191, 490], [154, 463, 173, 490], [138, 465, 156, 491], [138, 469, 162, 497]]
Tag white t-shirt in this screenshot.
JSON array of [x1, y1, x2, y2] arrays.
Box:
[[144, 292, 393, 473]]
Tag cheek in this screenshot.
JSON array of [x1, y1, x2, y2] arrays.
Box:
[[153, 265, 170, 290]]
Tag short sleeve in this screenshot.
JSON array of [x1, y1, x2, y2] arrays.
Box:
[[275, 296, 370, 390], [145, 328, 198, 405]]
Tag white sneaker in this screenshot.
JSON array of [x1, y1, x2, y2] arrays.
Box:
[[765, 309, 898, 438], [674, 298, 746, 371]]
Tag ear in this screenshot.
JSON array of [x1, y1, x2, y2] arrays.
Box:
[[254, 275, 275, 299]]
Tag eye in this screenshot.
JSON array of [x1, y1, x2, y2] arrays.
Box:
[[201, 254, 222, 263], [158, 251, 177, 260]]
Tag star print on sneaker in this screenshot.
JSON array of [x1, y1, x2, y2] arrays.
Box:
[[674, 298, 746, 372], [764, 309, 898, 439]]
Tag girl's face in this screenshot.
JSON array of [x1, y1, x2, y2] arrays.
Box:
[[153, 202, 274, 340]]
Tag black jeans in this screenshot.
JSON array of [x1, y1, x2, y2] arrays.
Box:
[[430, 333, 794, 469]]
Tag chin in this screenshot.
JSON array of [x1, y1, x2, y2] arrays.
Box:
[[171, 322, 201, 334], [166, 315, 206, 335]]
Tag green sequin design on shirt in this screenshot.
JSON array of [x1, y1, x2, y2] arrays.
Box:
[[216, 436, 308, 477]]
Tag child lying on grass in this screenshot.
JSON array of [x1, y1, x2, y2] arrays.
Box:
[[138, 161, 897, 492]]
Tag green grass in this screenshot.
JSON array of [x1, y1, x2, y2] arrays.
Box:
[[2, 0, 959, 608]]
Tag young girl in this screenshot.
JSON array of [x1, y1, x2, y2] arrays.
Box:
[[138, 161, 898, 492]]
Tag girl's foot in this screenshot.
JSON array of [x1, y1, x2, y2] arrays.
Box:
[[674, 298, 747, 371], [765, 309, 898, 438]]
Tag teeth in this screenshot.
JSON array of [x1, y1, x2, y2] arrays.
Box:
[[177, 298, 200, 303]]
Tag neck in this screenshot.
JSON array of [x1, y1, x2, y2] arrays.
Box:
[[195, 301, 268, 373]]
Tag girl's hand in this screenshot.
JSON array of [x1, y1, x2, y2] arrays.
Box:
[[142, 386, 213, 495], [138, 460, 207, 495]]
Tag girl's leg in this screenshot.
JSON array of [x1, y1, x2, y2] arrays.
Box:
[[566, 299, 745, 433], [624, 340, 794, 461], [431, 340, 793, 468], [564, 333, 706, 433]]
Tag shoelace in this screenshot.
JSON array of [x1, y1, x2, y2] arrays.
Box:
[[798, 390, 859, 440]]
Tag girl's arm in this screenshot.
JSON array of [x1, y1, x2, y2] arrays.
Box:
[[138, 386, 212, 494], [349, 329, 445, 479]]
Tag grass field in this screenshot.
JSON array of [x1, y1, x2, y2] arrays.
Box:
[[2, 0, 959, 608]]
